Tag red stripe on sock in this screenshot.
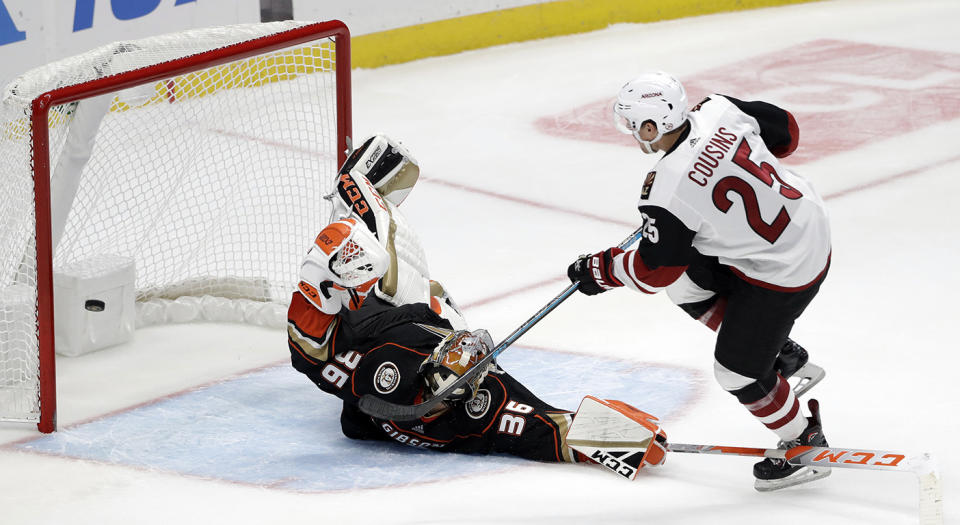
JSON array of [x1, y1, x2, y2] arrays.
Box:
[[765, 398, 801, 430], [699, 297, 727, 332], [745, 375, 790, 418]]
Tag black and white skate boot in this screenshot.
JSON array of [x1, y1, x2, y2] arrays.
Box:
[[754, 399, 831, 492], [775, 339, 825, 397]]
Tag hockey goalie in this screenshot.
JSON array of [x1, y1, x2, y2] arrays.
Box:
[[286, 135, 667, 473]]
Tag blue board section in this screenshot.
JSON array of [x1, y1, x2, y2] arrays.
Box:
[[18, 347, 698, 491]]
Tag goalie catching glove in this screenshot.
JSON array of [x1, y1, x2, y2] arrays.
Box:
[[419, 329, 495, 402], [567, 248, 625, 295], [339, 134, 420, 206], [565, 396, 667, 480]]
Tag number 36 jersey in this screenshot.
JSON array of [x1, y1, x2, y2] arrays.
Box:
[[612, 95, 831, 294]]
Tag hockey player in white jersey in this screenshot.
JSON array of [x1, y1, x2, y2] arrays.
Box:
[[567, 71, 832, 491]]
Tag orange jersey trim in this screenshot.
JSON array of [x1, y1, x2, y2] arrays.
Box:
[[288, 292, 337, 339]]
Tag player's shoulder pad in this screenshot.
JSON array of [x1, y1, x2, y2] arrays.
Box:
[[715, 94, 796, 157], [689, 95, 714, 113], [687, 94, 745, 131]]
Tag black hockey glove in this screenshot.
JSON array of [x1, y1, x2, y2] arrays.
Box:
[[567, 248, 624, 296]]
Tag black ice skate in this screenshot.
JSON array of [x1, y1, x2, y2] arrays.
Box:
[[775, 339, 825, 397], [753, 399, 831, 492]]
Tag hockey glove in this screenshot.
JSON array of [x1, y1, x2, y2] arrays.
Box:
[[339, 134, 420, 206], [566, 248, 624, 295]]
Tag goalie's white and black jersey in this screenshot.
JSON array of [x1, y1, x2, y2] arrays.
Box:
[[287, 293, 576, 463], [611, 95, 831, 295]]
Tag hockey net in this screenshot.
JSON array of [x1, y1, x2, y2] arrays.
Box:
[[0, 20, 351, 432]]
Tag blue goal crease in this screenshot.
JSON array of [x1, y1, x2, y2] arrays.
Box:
[[17, 347, 698, 491]]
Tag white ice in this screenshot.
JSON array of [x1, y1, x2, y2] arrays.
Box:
[[2, 0, 958, 523]]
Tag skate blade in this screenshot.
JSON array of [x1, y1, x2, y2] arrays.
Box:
[[754, 466, 831, 492], [791, 362, 825, 397]]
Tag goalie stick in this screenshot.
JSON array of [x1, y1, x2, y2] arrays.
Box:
[[668, 443, 943, 525], [357, 224, 647, 421]]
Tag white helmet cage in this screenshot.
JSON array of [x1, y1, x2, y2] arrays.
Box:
[[613, 71, 689, 151]]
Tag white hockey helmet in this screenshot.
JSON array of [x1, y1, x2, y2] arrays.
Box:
[[613, 71, 688, 152]]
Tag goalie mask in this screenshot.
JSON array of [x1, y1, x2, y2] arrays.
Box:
[[419, 329, 494, 402], [300, 218, 389, 289], [613, 71, 688, 153]]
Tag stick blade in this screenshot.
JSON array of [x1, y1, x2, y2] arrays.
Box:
[[357, 393, 433, 421]]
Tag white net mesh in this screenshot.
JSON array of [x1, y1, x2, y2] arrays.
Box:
[[0, 21, 345, 425]]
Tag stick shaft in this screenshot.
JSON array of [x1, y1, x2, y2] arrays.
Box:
[[668, 442, 928, 472], [358, 225, 645, 420]]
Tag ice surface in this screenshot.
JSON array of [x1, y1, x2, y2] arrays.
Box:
[[1, 1, 957, 523]]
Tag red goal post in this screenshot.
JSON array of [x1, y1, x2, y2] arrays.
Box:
[[1, 20, 351, 433]]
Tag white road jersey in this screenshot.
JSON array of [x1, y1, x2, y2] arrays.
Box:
[[629, 95, 831, 291]]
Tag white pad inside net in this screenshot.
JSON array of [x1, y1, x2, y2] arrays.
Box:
[[0, 21, 344, 423]]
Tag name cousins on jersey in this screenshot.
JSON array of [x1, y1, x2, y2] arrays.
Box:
[[686, 126, 738, 187]]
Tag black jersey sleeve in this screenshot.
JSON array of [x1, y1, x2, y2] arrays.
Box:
[[613, 205, 697, 293], [350, 343, 430, 406], [719, 94, 799, 158], [635, 204, 697, 268]]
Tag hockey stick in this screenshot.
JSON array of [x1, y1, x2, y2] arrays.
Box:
[[668, 443, 943, 525], [668, 442, 932, 473], [357, 225, 647, 421]]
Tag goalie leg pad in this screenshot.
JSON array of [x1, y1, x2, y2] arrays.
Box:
[[565, 396, 668, 480], [336, 171, 432, 308]]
